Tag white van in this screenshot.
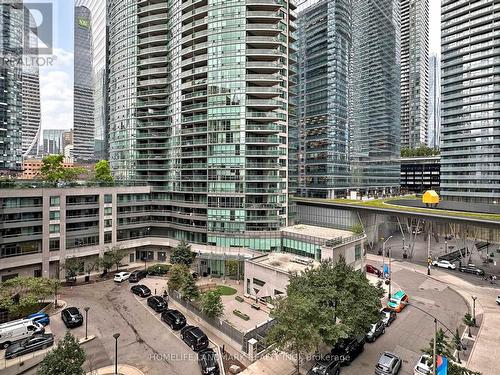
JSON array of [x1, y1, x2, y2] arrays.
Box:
[[0, 319, 45, 348]]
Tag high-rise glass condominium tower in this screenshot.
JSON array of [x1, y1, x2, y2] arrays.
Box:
[[441, 0, 500, 204], [108, 0, 297, 250], [21, 10, 41, 158], [400, 0, 429, 148], [350, 0, 401, 192], [0, 0, 23, 173], [296, 0, 351, 199], [427, 53, 440, 149], [73, 5, 95, 162], [75, 0, 108, 161]]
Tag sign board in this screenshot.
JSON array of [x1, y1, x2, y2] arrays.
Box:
[[78, 18, 90, 29]]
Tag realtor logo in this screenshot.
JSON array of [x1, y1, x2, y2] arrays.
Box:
[[24, 2, 53, 55]]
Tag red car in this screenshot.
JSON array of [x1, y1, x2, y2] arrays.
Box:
[[366, 264, 381, 276]]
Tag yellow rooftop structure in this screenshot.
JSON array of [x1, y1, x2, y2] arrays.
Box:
[[422, 190, 440, 205]]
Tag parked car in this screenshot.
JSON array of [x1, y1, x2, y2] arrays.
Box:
[[380, 308, 396, 327], [431, 260, 456, 270], [496, 296, 500, 305], [131, 284, 151, 298], [129, 270, 148, 283], [61, 307, 83, 329], [27, 312, 50, 326], [180, 325, 209, 351], [330, 335, 365, 365], [366, 264, 381, 276], [114, 272, 131, 283], [414, 354, 431, 374], [147, 296, 168, 313], [375, 351, 402, 375], [161, 309, 187, 330], [387, 290, 409, 313], [307, 357, 340, 375], [198, 348, 220, 375], [366, 320, 385, 342], [0, 319, 45, 349], [458, 264, 485, 276], [5, 333, 54, 359]]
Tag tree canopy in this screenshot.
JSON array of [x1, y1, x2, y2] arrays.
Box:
[[201, 290, 224, 318], [39, 154, 86, 183], [94, 160, 114, 182], [267, 257, 383, 367], [170, 240, 196, 266], [167, 264, 190, 291], [37, 332, 86, 375], [0, 276, 60, 318], [181, 273, 199, 301]]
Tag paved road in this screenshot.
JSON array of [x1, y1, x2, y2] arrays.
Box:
[[54, 280, 200, 375], [345, 260, 467, 375]]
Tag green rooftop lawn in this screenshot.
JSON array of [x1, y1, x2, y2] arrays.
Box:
[[294, 196, 500, 222]]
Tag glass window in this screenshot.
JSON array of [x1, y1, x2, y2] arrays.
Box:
[[105, 219, 112, 228], [49, 239, 60, 251], [104, 232, 112, 244], [49, 211, 60, 220], [104, 207, 112, 215], [49, 224, 60, 234], [355, 244, 362, 261], [50, 196, 60, 207], [104, 194, 112, 204]]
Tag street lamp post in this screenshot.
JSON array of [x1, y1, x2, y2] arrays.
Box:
[[113, 333, 120, 375], [382, 236, 393, 297], [84, 307, 90, 340], [472, 296, 477, 326]]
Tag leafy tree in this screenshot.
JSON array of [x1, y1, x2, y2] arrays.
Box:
[[105, 247, 129, 271], [201, 290, 224, 318], [422, 328, 454, 361], [351, 223, 364, 235], [64, 258, 83, 279], [463, 312, 475, 337], [39, 154, 86, 183], [84, 258, 99, 279], [286, 257, 383, 346], [0, 277, 60, 317], [94, 160, 113, 182], [452, 328, 463, 364], [181, 273, 199, 301], [448, 363, 481, 375], [167, 264, 190, 291], [99, 253, 114, 274], [170, 240, 196, 266], [401, 146, 440, 158], [37, 332, 86, 375], [267, 293, 322, 375]]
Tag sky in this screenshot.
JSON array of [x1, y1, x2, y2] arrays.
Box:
[[26, 0, 74, 131], [27, 0, 441, 132]]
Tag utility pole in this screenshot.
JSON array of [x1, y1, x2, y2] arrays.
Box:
[[388, 246, 392, 298], [427, 232, 431, 275], [433, 318, 437, 375]]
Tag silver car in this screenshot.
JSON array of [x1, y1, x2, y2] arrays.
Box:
[[375, 352, 401, 375]]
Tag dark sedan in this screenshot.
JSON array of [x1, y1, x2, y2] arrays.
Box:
[[61, 307, 83, 328], [366, 320, 385, 342], [458, 264, 485, 276], [131, 284, 151, 298], [5, 334, 54, 359], [147, 296, 168, 312]]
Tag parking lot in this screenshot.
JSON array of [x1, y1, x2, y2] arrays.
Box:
[[2, 279, 205, 374]]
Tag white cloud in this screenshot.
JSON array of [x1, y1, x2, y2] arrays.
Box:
[[39, 48, 73, 130]]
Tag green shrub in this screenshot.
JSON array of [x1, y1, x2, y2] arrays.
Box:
[[233, 309, 250, 321], [147, 264, 170, 276], [235, 295, 244, 303]]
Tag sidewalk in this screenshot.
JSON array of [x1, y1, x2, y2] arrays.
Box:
[[368, 253, 500, 375], [86, 364, 144, 375]]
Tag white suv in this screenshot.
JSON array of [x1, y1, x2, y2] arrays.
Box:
[[114, 272, 130, 283]]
